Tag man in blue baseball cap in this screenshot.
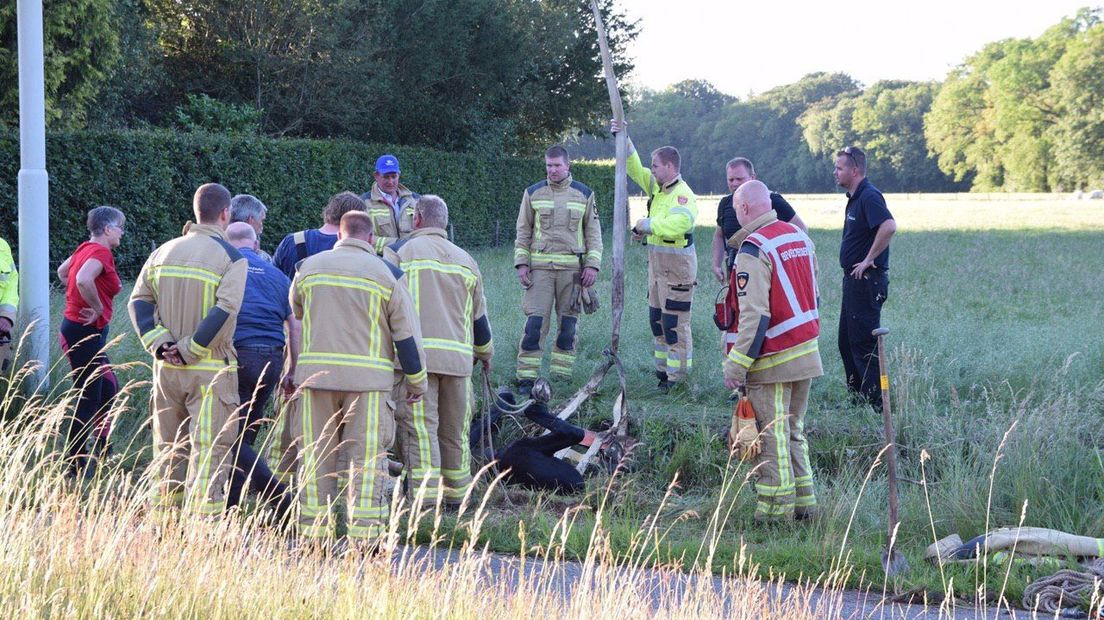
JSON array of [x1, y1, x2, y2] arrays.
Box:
[[360, 154, 421, 255]]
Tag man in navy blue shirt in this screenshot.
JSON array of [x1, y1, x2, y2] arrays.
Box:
[[711, 157, 806, 283], [834, 146, 896, 408], [226, 222, 300, 515], [271, 196, 366, 279]]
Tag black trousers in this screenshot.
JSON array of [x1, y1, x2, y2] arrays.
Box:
[[58, 319, 118, 464], [469, 396, 586, 494], [228, 343, 285, 507], [838, 270, 889, 408], [499, 402, 585, 494]]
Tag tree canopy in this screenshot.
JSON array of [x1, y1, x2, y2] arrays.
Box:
[[2, 0, 636, 154]]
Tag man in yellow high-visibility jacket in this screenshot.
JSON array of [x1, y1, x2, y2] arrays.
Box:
[[0, 237, 17, 375], [611, 119, 698, 393]]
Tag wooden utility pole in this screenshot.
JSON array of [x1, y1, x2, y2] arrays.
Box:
[[549, 1, 630, 445], [589, 0, 628, 354]]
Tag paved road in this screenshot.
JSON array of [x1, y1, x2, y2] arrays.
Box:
[[393, 545, 1030, 619]]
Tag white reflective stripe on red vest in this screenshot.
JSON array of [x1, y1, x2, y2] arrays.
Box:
[[743, 222, 819, 355]]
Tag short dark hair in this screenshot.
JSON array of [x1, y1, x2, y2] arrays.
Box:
[[652, 146, 681, 170], [340, 210, 374, 239], [194, 183, 232, 223], [87, 206, 124, 236], [837, 146, 867, 173], [544, 145, 570, 164], [726, 157, 755, 176], [323, 191, 365, 225]]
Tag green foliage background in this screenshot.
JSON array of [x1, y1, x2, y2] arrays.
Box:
[[0, 130, 613, 277]]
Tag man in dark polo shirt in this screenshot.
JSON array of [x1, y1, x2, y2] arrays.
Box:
[[834, 146, 896, 408], [711, 157, 806, 282], [271, 195, 364, 279], [226, 222, 299, 514]]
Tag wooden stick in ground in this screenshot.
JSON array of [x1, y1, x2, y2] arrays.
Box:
[[554, 356, 613, 421], [589, 0, 628, 355], [874, 326, 908, 575]]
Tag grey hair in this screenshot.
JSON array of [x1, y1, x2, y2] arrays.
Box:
[[87, 206, 125, 236], [415, 195, 449, 228], [230, 194, 268, 224]]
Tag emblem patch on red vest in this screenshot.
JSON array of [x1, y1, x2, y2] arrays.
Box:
[[736, 272, 749, 289]]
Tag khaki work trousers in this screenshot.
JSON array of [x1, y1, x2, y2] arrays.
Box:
[[150, 363, 240, 516], [746, 378, 816, 520], [394, 374, 473, 504], [269, 392, 300, 485], [517, 268, 579, 381], [298, 389, 395, 541], [647, 249, 697, 382]]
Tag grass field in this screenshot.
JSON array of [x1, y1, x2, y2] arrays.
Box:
[[18, 193, 1104, 614]]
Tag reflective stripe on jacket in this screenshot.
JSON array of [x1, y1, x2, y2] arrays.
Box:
[[514, 174, 602, 271], [723, 212, 823, 384], [625, 148, 697, 252], [291, 237, 426, 392], [362, 183, 419, 255], [385, 228, 493, 377], [128, 223, 248, 367]]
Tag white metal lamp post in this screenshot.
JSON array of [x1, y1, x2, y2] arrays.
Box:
[[17, 0, 51, 389]]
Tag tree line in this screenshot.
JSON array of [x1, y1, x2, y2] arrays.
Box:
[[2, 3, 1101, 193], [572, 8, 1104, 194]]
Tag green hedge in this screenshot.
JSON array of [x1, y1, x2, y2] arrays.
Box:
[[0, 130, 614, 277]]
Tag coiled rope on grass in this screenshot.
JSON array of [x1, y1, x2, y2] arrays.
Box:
[[1022, 558, 1104, 617]]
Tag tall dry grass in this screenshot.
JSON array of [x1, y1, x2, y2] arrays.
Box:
[[0, 353, 872, 619]]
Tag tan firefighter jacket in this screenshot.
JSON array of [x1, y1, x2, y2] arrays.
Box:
[[362, 182, 419, 255], [291, 237, 427, 394], [129, 222, 248, 370], [384, 228, 493, 377], [514, 174, 602, 272]]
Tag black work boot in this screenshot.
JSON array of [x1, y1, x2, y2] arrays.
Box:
[[656, 371, 670, 395]]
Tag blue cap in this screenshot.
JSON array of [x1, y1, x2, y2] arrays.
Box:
[[375, 154, 400, 174]]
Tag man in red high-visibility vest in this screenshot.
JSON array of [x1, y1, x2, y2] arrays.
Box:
[[722, 180, 823, 522]]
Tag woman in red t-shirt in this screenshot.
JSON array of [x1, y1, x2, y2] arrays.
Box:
[[56, 206, 125, 477]]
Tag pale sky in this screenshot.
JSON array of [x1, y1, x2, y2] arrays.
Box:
[[621, 0, 1097, 96]]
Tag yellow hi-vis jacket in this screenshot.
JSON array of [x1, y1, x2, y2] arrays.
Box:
[[291, 237, 427, 394], [384, 227, 493, 377], [362, 182, 419, 255], [128, 223, 248, 368], [626, 147, 698, 253], [514, 174, 603, 271], [0, 238, 17, 326]]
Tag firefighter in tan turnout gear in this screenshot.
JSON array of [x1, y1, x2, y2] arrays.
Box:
[[384, 195, 493, 505], [361, 154, 420, 255], [128, 183, 248, 516], [722, 181, 822, 522], [290, 204, 427, 542], [610, 119, 698, 393], [513, 146, 602, 390]]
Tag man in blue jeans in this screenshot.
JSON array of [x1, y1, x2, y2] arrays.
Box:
[[834, 146, 896, 408], [226, 222, 300, 514]]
